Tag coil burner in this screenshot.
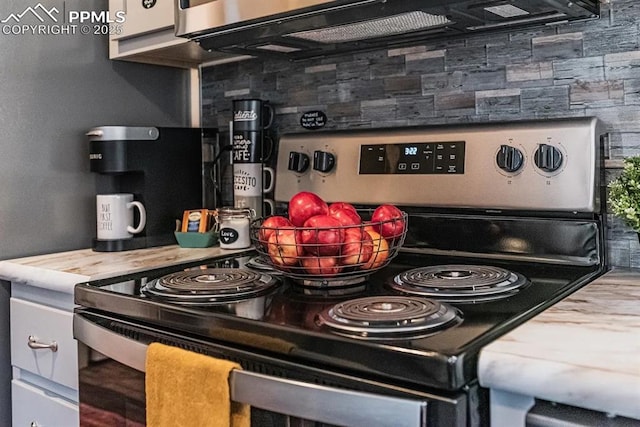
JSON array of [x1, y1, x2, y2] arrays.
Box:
[[318, 296, 460, 340], [142, 268, 279, 305], [390, 265, 528, 303]]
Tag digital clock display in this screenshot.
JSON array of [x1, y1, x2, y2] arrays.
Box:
[[359, 141, 465, 175], [405, 146, 418, 156]]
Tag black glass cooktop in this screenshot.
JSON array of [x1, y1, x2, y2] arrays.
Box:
[[74, 249, 601, 391]]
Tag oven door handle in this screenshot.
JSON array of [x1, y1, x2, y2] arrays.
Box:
[[230, 370, 427, 426], [74, 314, 428, 427]]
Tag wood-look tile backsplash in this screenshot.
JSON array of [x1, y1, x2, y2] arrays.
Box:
[[201, 0, 640, 268]]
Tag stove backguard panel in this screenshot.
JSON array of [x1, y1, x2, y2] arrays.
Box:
[[401, 213, 601, 267], [275, 117, 604, 213]]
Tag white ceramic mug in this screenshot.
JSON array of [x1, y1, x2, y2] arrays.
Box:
[[96, 194, 146, 240], [263, 198, 275, 216], [234, 196, 275, 219], [233, 164, 275, 197]]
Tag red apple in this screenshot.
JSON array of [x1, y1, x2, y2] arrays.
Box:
[[371, 204, 405, 241], [329, 207, 361, 227], [340, 228, 373, 266], [300, 215, 345, 256], [288, 191, 329, 227], [267, 227, 304, 266], [328, 202, 358, 216], [259, 215, 292, 242], [301, 256, 342, 276]]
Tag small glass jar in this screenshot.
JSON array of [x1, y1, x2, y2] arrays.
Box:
[[217, 207, 253, 249]]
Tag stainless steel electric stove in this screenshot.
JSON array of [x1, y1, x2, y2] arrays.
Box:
[[74, 117, 607, 427]]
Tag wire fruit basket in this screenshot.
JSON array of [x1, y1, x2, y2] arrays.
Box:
[[250, 212, 408, 283]]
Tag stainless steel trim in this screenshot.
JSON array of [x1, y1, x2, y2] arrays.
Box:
[[86, 126, 160, 141], [175, 0, 376, 38], [74, 314, 148, 371], [27, 336, 58, 352], [175, 0, 599, 61], [275, 117, 603, 212], [232, 370, 427, 427], [525, 399, 640, 427], [73, 314, 427, 426]]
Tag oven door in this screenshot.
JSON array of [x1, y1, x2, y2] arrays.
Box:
[[73, 311, 439, 427]]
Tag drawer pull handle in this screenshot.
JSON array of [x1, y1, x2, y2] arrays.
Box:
[[27, 336, 58, 352]]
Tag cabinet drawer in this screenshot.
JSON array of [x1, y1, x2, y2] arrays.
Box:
[[12, 379, 78, 427], [10, 298, 78, 390]]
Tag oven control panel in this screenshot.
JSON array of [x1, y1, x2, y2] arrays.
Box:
[[359, 142, 465, 175], [275, 117, 603, 212]]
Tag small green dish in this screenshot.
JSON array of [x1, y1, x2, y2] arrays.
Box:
[[174, 230, 219, 248]]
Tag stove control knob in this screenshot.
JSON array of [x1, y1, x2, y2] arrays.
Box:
[[288, 151, 310, 173], [534, 144, 563, 172], [496, 145, 524, 173], [313, 150, 335, 173]]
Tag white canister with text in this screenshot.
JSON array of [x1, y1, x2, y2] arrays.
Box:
[[218, 207, 254, 249]]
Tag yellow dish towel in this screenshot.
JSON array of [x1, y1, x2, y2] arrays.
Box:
[[145, 342, 250, 427]]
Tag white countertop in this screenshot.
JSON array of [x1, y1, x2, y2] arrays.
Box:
[[0, 245, 248, 294], [4, 246, 639, 419], [478, 267, 640, 420]]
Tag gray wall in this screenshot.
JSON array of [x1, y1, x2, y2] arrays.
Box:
[[0, 1, 189, 424], [201, 0, 640, 268], [0, 0, 190, 260], [0, 279, 8, 426]]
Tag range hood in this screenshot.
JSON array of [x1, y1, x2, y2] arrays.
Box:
[[175, 0, 600, 60]]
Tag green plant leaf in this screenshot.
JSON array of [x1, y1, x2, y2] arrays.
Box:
[[608, 156, 640, 232]]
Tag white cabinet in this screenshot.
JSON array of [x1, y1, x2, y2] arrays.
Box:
[[108, 0, 250, 68], [11, 380, 77, 427], [0, 246, 239, 427], [10, 299, 77, 390], [10, 285, 82, 427]]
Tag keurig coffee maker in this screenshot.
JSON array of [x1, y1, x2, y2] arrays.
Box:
[[88, 126, 217, 252]]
